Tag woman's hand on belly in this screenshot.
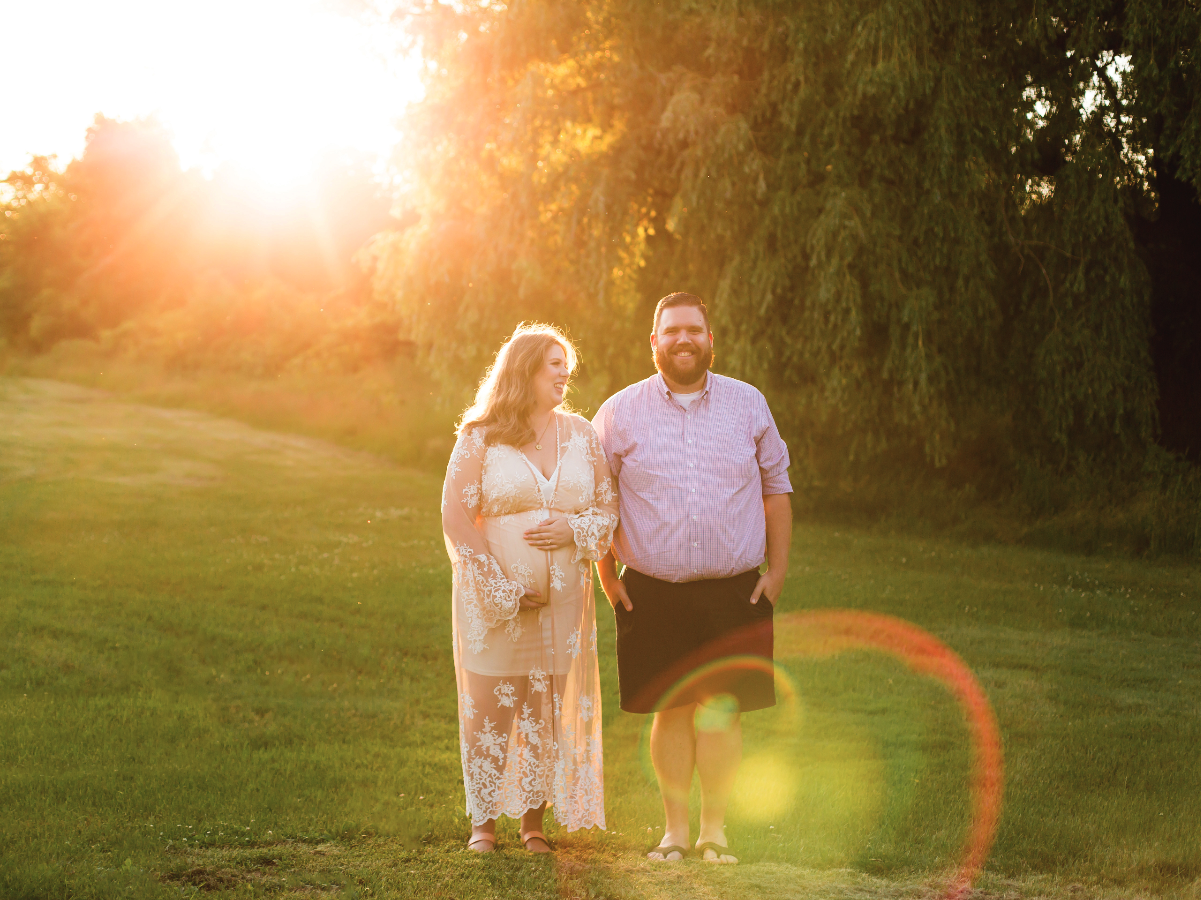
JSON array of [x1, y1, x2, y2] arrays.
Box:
[[523, 516, 574, 551], [518, 585, 547, 609]]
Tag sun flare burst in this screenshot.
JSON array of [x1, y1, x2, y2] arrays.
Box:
[[4, 0, 423, 187]]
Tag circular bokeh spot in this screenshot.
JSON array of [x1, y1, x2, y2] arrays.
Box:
[[630, 609, 1003, 899]]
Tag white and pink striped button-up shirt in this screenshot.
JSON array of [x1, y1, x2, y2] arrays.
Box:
[[592, 372, 792, 583]]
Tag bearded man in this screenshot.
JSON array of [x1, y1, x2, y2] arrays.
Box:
[[592, 291, 793, 864]]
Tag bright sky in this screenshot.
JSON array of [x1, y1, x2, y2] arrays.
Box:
[[3, 0, 424, 185]]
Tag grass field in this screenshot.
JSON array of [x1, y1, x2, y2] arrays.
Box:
[[2, 376, 1199, 900]]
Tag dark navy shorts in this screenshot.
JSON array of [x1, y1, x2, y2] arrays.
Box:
[[614, 567, 776, 714]]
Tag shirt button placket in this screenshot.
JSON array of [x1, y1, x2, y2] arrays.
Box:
[[686, 412, 697, 576]]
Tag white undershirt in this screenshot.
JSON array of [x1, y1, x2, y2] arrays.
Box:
[[671, 389, 704, 409]]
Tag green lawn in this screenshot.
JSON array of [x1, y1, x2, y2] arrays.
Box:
[[1, 376, 1198, 900]]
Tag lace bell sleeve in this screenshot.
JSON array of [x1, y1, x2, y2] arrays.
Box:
[[442, 428, 526, 653], [566, 423, 620, 564]]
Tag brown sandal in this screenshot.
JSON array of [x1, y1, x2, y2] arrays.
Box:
[[467, 834, 497, 853], [695, 841, 738, 863], [520, 830, 554, 853], [647, 844, 689, 861]]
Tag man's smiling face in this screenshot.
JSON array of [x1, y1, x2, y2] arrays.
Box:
[[652, 305, 713, 389]]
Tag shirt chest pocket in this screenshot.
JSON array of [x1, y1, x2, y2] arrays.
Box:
[[621, 438, 757, 499], [621, 450, 680, 501], [700, 439, 758, 488]]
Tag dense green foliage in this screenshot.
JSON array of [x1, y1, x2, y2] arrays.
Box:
[[2, 378, 1199, 897], [377, 0, 1200, 475], [3, 3, 1198, 553]]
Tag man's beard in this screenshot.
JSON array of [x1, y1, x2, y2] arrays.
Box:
[[654, 341, 713, 386]]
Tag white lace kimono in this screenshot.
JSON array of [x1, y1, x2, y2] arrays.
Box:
[[442, 412, 618, 831]]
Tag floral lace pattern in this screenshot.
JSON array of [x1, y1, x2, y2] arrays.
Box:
[[442, 413, 617, 832], [529, 667, 548, 693], [566, 507, 619, 564], [453, 544, 526, 654]]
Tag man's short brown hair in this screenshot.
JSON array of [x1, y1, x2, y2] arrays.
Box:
[[653, 292, 710, 333]]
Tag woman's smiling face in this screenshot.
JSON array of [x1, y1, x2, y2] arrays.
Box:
[[531, 342, 570, 411]]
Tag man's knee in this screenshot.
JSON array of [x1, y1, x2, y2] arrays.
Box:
[[696, 693, 741, 733], [653, 703, 698, 736], [654, 703, 697, 723]]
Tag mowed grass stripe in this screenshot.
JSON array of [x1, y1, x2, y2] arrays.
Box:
[[1, 377, 1198, 900]]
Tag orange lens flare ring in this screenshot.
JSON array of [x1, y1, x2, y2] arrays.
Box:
[[646, 610, 1003, 899]]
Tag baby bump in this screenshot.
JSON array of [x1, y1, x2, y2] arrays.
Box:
[[482, 510, 549, 593], [481, 510, 580, 602]]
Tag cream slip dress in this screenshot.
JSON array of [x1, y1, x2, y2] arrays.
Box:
[[441, 412, 618, 830]]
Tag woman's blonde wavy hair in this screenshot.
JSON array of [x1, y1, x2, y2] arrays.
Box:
[[457, 322, 578, 447]]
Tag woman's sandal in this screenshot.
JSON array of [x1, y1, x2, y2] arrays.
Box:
[[695, 841, 738, 864], [521, 830, 554, 853], [646, 844, 689, 861], [467, 834, 497, 853]]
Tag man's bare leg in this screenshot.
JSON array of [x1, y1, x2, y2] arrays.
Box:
[[695, 699, 742, 863], [648, 703, 696, 860]]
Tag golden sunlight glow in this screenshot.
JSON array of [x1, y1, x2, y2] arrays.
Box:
[[3, 0, 423, 184], [728, 736, 887, 855], [731, 753, 801, 821]]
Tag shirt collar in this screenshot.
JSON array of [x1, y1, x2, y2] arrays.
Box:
[[655, 371, 712, 399]]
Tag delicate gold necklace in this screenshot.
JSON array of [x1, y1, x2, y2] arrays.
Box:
[[533, 413, 554, 451]]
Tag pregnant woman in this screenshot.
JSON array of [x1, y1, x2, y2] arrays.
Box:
[[441, 323, 618, 853]]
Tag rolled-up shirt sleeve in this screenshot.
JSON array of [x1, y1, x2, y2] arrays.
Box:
[[754, 394, 793, 495]]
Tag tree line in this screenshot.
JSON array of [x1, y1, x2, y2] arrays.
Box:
[[378, 0, 1199, 475], [3, 0, 1198, 551], [1, 116, 402, 375]]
